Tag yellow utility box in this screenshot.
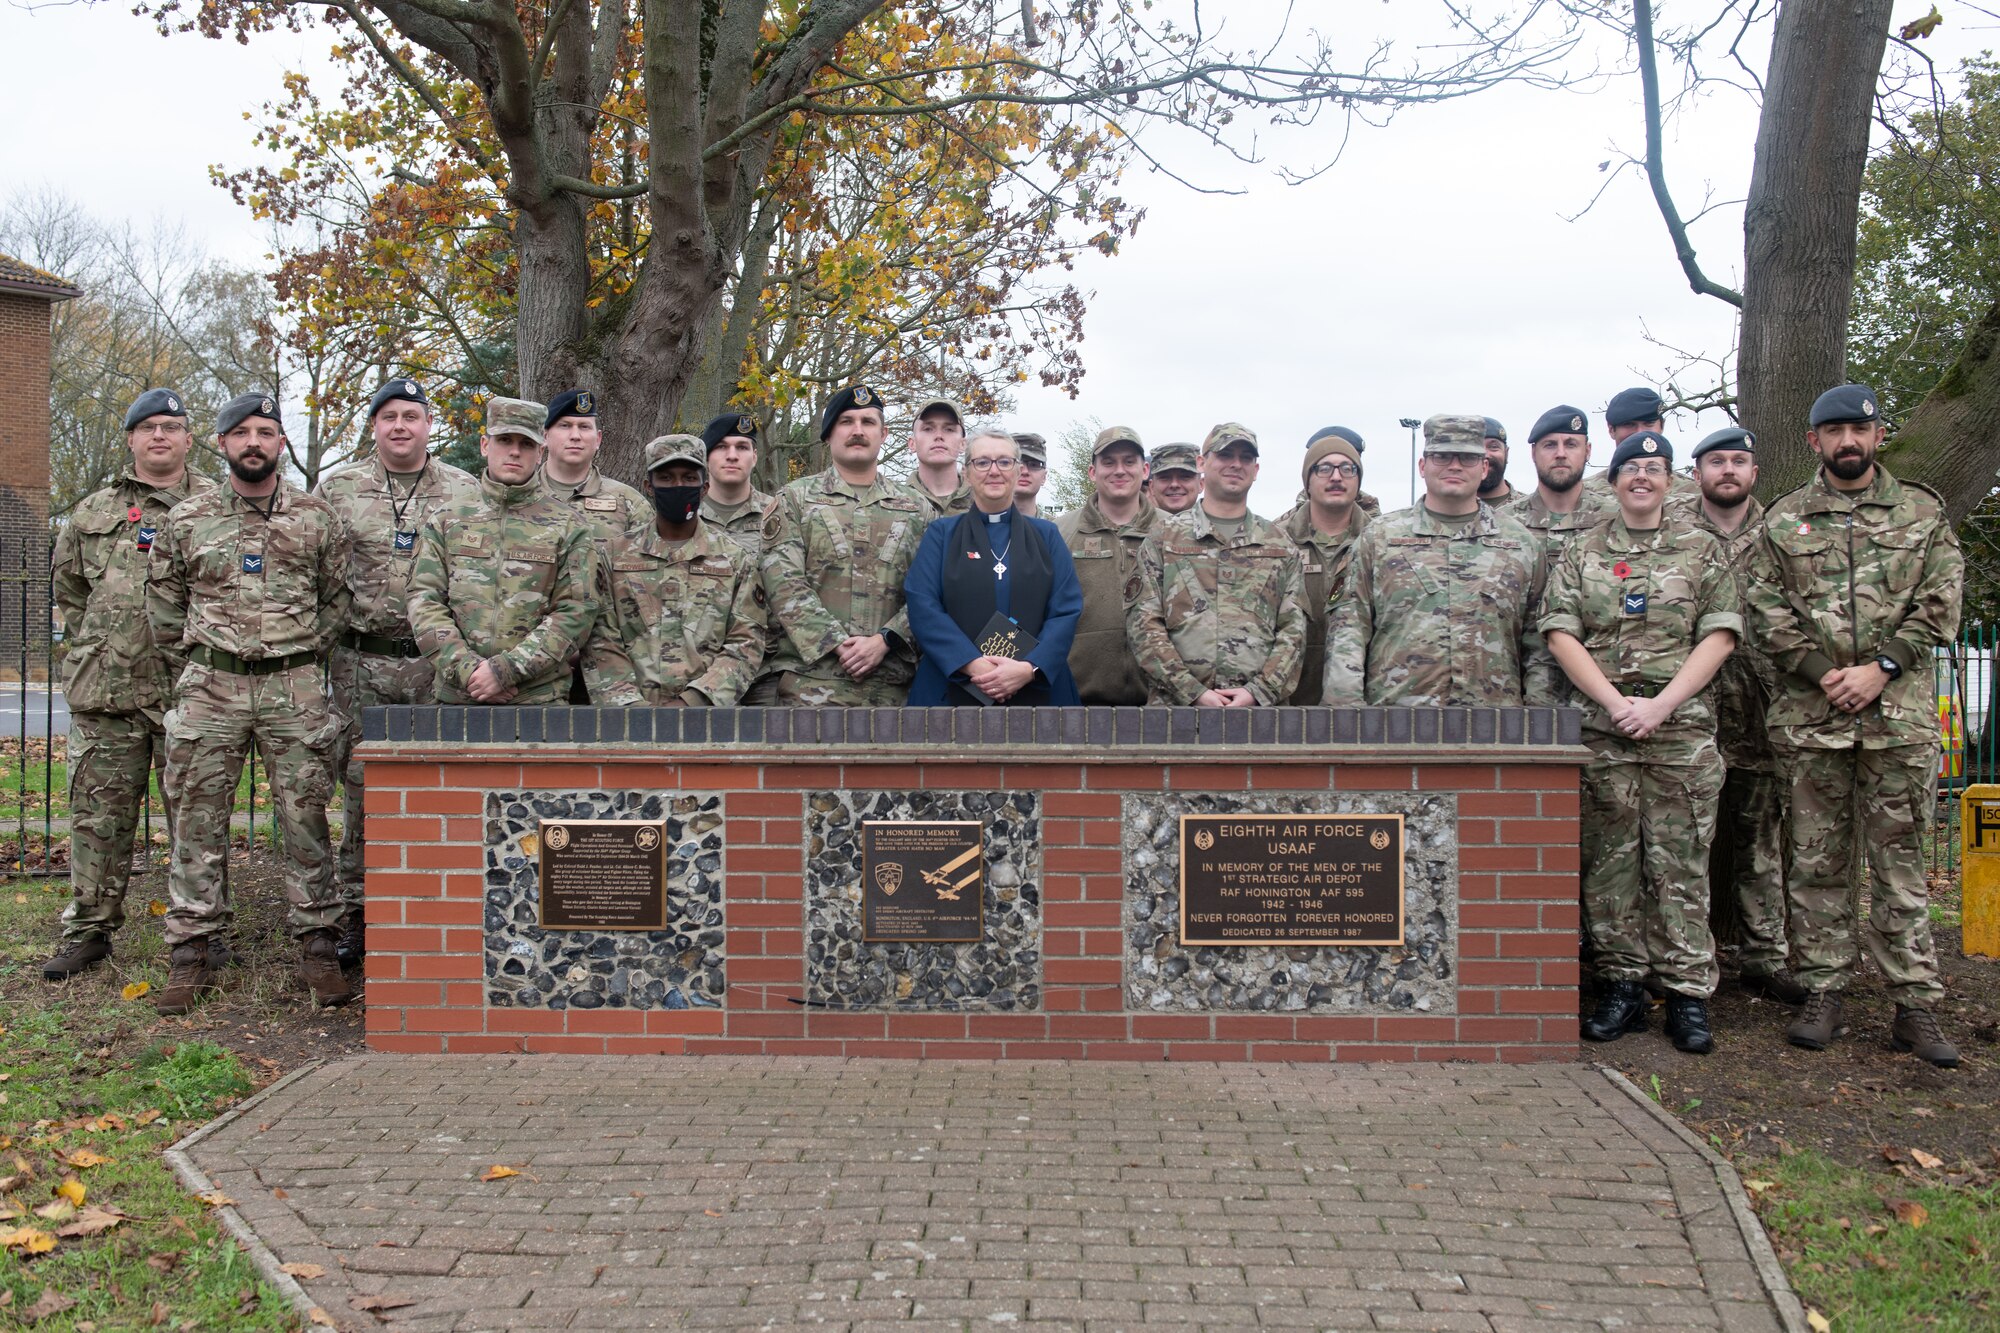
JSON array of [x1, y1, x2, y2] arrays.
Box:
[[1959, 784, 2000, 957]]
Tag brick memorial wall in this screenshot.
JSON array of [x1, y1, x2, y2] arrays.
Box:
[[358, 706, 1586, 1062]]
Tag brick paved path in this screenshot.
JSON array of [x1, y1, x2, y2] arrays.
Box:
[[181, 1059, 1800, 1332]]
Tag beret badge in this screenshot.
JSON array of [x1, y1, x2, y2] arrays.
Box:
[[1641, 439, 1657, 454], [260, 397, 274, 414], [167, 395, 181, 412], [1570, 416, 1582, 431], [738, 415, 755, 435], [853, 386, 874, 406], [577, 392, 593, 414]]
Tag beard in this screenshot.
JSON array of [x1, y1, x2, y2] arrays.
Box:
[[1825, 447, 1874, 481], [1479, 459, 1506, 493], [228, 452, 279, 484], [1535, 465, 1581, 494]]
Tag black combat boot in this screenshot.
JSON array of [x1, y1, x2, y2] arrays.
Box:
[[1740, 968, 1808, 1005], [153, 941, 217, 1016], [1663, 996, 1715, 1055], [299, 929, 356, 1008], [1581, 980, 1648, 1042], [1786, 990, 1843, 1050], [42, 934, 112, 981], [334, 908, 366, 969], [1891, 1006, 1960, 1068]]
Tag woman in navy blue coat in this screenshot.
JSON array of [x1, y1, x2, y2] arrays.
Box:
[[904, 431, 1083, 706]]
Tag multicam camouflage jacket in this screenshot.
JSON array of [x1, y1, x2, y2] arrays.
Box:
[[1539, 516, 1741, 745], [551, 466, 651, 544], [582, 523, 767, 706], [1054, 496, 1161, 705], [146, 478, 352, 676], [1665, 493, 1781, 771], [405, 473, 602, 704], [758, 468, 931, 692], [699, 486, 775, 560], [1275, 500, 1369, 706], [1123, 506, 1306, 705], [1514, 485, 1615, 564], [1323, 502, 1558, 707], [1747, 466, 1963, 750], [56, 467, 216, 714], [312, 456, 478, 639]]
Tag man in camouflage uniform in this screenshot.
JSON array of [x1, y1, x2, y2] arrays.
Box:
[[1748, 384, 1963, 1066], [698, 411, 774, 555], [406, 398, 601, 705], [1669, 426, 1802, 1005], [541, 389, 650, 540], [1012, 432, 1049, 518], [1146, 442, 1200, 515], [1324, 415, 1557, 707], [42, 389, 217, 981], [1477, 417, 1520, 508], [1302, 427, 1381, 516], [1541, 429, 1740, 1054], [1125, 424, 1305, 706], [1277, 430, 1369, 705], [147, 393, 353, 1013], [910, 398, 971, 517], [1055, 426, 1158, 704], [313, 378, 477, 966], [758, 385, 930, 704], [1516, 405, 1613, 563], [583, 434, 765, 705]]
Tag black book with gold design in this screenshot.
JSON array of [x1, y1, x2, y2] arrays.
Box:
[[962, 613, 1039, 705]]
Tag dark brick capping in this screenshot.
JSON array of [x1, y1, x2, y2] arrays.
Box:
[[362, 704, 1584, 749]]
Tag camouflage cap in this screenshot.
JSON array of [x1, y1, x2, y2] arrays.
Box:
[[642, 433, 708, 473], [1011, 431, 1047, 464], [485, 396, 547, 445], [1421, 414, 1487, 456], [1092, 425, 1144, 458], [1150, 442, 1199, 475], [1202, 423, 1258, 455], [914, 397, 964, 427]]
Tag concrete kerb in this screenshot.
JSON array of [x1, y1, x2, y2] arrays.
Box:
[[1601, 1066, 1811, 1333], [164, 1060, 330, 1328]]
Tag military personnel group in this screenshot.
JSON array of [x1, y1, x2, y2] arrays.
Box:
[[43, 375, 1964, 1068]]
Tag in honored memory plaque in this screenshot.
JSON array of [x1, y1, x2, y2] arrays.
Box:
[[1179, 813, 1404, 946], [862, 820, 984, 942], [536, 819, 669, 931]]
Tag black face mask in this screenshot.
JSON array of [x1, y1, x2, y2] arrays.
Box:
[[651, 484, 702, 525]]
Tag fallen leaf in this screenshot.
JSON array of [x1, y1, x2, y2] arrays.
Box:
[[1910, 1148, 1944, 1170], [308, 1309, 337, 1327], [87, 1114, 126, 1133], [145, 1252, 180, 1272], [23, 1288, 75, 1320], [1806, 1311, 1831, 1333], [1863, 1223, 1888, 1237], [280, 1262, 327, 1279], [63, 1149, 109, 1170], [478, 1165, 518, 1182], [272, 1187, 288, 1200], [236, 1287, 260, 1314], [134, 1109, 162, 1127], [12, 893, 23, 904], [195, 1191, 235, 1208], [57, 1207, 130, 1238], [703, 1208, 723, 1217], [1911, 1106, 1934, 1118], [1891, 1198, 1929, 1228], [352, 1294, 417, 1312], [1742, 1179, 1776, 1195], [122, 981, 151, 1001], [0, 1225, 56, 1254], [148, 900, 168, 916], [0, 1206, 18, 1221], [57, 1178, 85, 1208], [148, 1300, 169, 1326], [1880, 1144, 1909, 1164], [32, 1200, 74, 1222]]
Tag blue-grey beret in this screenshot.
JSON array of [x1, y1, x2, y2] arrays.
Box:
[[1809, 384, 1881, 427], [1308, 426, 1365, 453], [123, 388, 186, 431], [819, 384, 883, 440], [368, 377, 429, 419], [544, 389, 599, 428], [702, 412, 759, 451], [1482, 417, 1507, 443], [1607, 429, 1672, 477], [1528, 405, 1589, 444], [1691, 426, 1755, 460], [216, 392, 282, 437], [1606, 386, 1665, 428]]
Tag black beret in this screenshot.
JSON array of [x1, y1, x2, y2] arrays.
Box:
[[701, 412, 759, 451], [818, 384, 882, 440], [1606, 429, 1672, 477], [1606, 386, 1665, 428], [216, 392, 282, 437], [1691, 426, 1755, 460], [1809, 383, 1881, 427], [544, 389, 600, 428], [1482, 416, 1507, 443], [368, 377, 429, 419], [123, 388, 186, 431], [1307, 425, 1365, 453], [1527, 405, 1589, 444]]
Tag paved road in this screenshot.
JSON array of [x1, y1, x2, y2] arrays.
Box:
[[0, 686, 69, 737], [181, 1058, 1803, 1333]]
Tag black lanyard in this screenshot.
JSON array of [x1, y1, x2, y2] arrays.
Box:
[[388, 461, 430, 530]]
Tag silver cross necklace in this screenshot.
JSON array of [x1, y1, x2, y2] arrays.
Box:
[[987, 512, 1011, 580]]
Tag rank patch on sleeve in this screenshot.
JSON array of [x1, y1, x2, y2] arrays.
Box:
[[136, 526, 157, 552], [243, 553, 264, 574], [1621, 591, 1647, 617], [395, 530, 417, 551]]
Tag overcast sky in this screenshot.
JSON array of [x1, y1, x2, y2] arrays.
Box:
[[2, 0, 1994, 513]]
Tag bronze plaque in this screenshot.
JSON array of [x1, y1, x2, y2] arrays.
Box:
[[1179, 813, 1404, 947], [536, 819, 668, 931], [861, 820, 985, 943]]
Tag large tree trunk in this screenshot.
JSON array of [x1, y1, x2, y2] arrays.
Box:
[[1881, 297, 2000, 525], [514, 199, 592, 398], [1739, 0, 1893, 499]]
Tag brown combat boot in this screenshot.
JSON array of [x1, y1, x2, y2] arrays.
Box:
[[153, 941, 217, 1016], [42, 934, 112, 981], [1891, 1006, 1960, 1068], [1786, 990, 1843, 1050], [334, 908, 366, 969], [1740, 968, 1809, 1005], [299, 929, 356, 1008]]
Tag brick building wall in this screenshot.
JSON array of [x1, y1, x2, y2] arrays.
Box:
[[0, 258, 79, 673]]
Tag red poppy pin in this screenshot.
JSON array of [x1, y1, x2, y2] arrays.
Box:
[[128, 505, 143, 522], [968, 551, 982, 560], [1612, 560, 1631, 579]]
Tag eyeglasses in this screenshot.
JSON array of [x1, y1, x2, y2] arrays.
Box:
[[133, 422, 189, 437], [1426, 455, 1480, 470], [1310, 461, 1359, 480], [1620, 462, 1672, 478], [967, 456, 1019, 472]]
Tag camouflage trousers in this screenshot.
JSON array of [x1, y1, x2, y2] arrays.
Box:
[[59, 710, 173, 941], [769, 666, 910, 706], [1778, 743, 1941, 1006], [1579, 734, 1725, 997], [1716, 764, 1789, 975], [162, 662, 342, 945], [330, 644, 436, 909]]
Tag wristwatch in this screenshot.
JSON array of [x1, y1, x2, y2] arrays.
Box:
[[1874, 654, 1903, 681]]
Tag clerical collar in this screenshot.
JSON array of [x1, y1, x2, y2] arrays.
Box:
[[982, 507, 1012, 524]]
